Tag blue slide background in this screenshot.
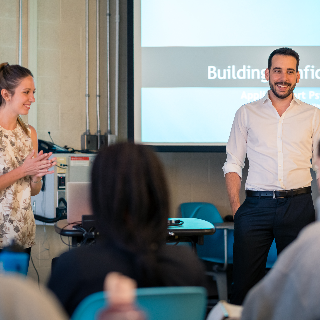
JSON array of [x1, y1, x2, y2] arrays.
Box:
[[142, 0, 320, 47], [141, 87, 320, 143]]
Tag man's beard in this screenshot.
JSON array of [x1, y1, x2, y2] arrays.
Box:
[[269, 81, 296, 99]]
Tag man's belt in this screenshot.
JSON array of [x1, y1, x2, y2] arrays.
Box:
[[246, 186, 311, 199]]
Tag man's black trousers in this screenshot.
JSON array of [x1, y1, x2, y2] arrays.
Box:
[[230, 193, 315, 305]]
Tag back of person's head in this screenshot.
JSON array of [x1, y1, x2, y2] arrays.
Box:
[[0, 63, 33, 107], [91, 142, 169, 253], [0, 274, 68, 320]]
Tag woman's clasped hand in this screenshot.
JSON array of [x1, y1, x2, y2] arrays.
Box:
[[21, 150, 56, 178]]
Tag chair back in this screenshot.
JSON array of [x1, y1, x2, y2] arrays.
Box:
[[266, 239, 277, 268], [71, 286, 207, 320], [180, 202, 233, 264], [180, 202, 223, 222], [0, 251, 29, 276]]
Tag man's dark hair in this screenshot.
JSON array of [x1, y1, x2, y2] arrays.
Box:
[[268, 47, 300, 71], [90, 142, 170, 285]]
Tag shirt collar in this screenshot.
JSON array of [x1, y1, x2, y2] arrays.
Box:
[[262, 90, 302, 106]]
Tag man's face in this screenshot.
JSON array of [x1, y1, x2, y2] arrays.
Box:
[[265, 54, 300, 99]]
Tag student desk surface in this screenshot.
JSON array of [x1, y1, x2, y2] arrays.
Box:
[[55, 218, 215, 253]]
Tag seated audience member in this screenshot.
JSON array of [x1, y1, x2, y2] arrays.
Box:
[[0, 274, 68, 320], [240, 140, 320, 320], [47, 142, 206, 317]]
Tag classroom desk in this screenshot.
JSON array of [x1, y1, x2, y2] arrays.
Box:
[[167, 218, 215, 252], [54, 220, 85, 247], [55, 218, 215, 253]]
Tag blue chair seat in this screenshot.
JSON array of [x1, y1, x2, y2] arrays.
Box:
[[71, 286, 207, 320], [0, 251, 29, 276]]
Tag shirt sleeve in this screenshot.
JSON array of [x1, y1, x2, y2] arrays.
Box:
[[312, 108, 320, 178], [222, 106, 248, 179]]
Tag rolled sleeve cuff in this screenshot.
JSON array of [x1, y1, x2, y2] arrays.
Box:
[[222, 162, 242, 179]]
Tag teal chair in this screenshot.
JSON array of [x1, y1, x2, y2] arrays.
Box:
[[179, 202, 278, 300], [0, 251, 29, 276], [180, 202, 234, 264], [71, 286, 207, 320], [266, 239, 277, 269]]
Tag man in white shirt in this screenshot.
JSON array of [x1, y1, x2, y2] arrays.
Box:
[[223, 47, 320, 305]]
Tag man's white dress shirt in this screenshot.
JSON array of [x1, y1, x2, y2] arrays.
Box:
[[223, 92, 320, 191]]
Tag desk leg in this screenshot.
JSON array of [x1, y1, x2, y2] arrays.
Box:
[[210, 229, 228, 301], [223, 229, 228, 271], [191, 235, 204, 254], [72, 236, 82, 247], [191, 241, 197, 254]]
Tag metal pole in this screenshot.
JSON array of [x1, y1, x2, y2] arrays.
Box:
[[115, 0, 120, 136], [85, 0, 90, 135], [96, 0, 101, 149], [106, 0, 111, 134], [18, 0, 22, 65]]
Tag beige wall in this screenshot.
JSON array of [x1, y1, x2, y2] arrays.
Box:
[[35, 0, 127, 148], [158, 152, 246, 217], [1, 0, 127, 148], [37, 0, 85, 148], [0, 1, 19, 64]]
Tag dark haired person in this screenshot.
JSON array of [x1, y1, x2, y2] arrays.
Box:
[[47, 142, 206, 317], [223, 48, 320, 304], [0, 63, 56, 256]]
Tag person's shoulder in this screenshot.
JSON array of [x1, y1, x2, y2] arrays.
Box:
[[158, 245, 206, 287], [237, 95, 266, 113], [52, 245, 102, 270], [59, 243, 103, 260], [48, 245, 105, 289], [28, 124, 37, 139], [0, 274, 68, 320], [296, 221, 320, 243], [273, 221, 320, 269], [159, 245, 204, 268], [294, 97, 319, 111], [283, 221, 320, 255], [28, 124, 36, 132]]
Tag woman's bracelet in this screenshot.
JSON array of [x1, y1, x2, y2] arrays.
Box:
[[31, 178, 42, 184]]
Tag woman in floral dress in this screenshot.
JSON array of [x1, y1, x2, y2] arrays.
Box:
[[0, 62, 56, 257]]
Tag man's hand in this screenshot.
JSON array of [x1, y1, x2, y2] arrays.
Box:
[[231, 202, 240, 217]]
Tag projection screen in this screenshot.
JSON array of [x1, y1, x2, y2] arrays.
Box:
[[128, 0, 320, 151]]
